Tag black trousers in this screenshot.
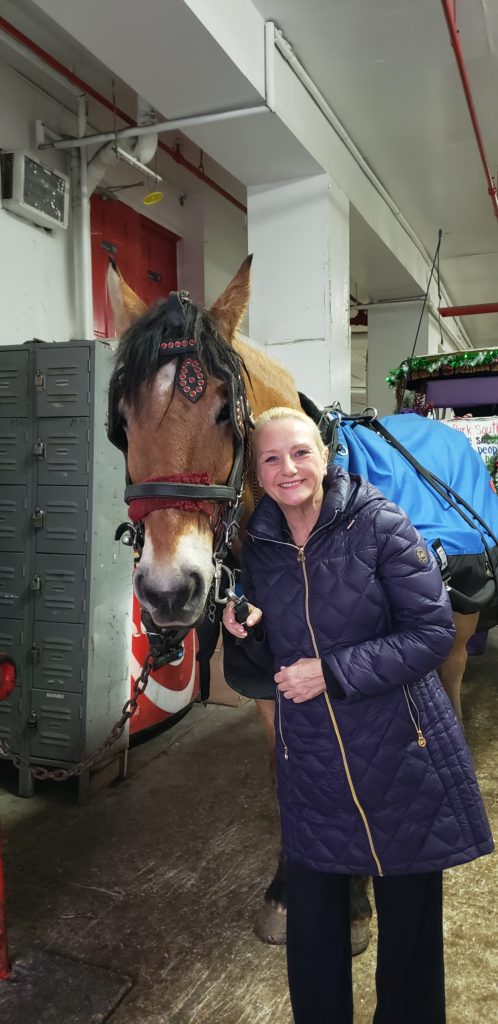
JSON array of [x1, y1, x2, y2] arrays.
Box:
[[286, 861, 445, 1024]]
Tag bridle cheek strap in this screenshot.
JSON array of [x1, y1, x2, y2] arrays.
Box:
[[127, 473, 221, 523]]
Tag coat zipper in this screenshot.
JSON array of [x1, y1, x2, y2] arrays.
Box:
[[298, 544, 383, 876]]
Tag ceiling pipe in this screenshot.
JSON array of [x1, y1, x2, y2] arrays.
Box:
[[75, 96, 94, 339], [0, 14, 247, 215], [134, 96, 157, 165], [86, 142, 162, 196], [43, 105, 268, 151], [440, 0, 498, 220], [439, 302, 498, 317]]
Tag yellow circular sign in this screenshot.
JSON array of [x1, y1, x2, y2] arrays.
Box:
[[143, 191, 164, 206]]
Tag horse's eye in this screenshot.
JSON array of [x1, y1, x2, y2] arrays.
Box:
[[216, 403, 231, 424]]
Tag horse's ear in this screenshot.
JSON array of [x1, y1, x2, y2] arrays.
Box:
[[208, 254, 252, 344], [107, 258, 147, 336]]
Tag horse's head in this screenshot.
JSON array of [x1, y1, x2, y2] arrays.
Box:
[[108, 258, 253, 630]]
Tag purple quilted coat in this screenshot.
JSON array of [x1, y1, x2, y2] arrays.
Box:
[[242, 466, 494, 876]]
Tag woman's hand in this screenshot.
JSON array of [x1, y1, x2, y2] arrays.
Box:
[[222, 600, 263, 639], [275, 658, 326, 703]]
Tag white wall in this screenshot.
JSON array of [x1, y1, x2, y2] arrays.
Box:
[[203, 189, 248, 310], [367, 302, 429, 417], [0, 61, 248, 345], [248, 174, 351, 408], [0, 63, 76, 344]]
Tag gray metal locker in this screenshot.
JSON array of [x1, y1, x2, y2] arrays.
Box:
[[0, 340, 132, 800]]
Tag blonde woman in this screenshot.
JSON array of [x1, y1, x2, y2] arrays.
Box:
[[223, 407, 493, 1024]]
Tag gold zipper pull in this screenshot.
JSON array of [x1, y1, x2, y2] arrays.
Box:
[[417, 731, 427, 748], [297, 547, 305, 562]]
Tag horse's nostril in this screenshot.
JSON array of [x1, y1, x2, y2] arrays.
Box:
[[135, 572, 161, 610], [140, 582, 163, 610], [189, 572, 203, 602]]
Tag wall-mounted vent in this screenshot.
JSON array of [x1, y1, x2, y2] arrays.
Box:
[[1, 150, 69, 230]]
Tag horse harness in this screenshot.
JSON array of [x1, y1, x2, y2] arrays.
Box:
[[107, 290, 254, 664]]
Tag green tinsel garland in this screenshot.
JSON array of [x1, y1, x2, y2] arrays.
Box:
[[386, 347, 498, 389]]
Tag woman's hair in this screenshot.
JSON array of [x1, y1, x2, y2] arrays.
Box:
[[253, 406, 326, 454]]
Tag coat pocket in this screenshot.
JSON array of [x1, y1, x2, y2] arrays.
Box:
[[403, 684, 427, 748]]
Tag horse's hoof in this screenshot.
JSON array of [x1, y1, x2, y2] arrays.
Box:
[[351, 917, 371, 957], [254, 901, 287, 945]]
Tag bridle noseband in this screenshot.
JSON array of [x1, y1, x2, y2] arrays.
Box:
[[107, 290, 253, 659]]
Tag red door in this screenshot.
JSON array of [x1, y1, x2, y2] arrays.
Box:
[[91, 195, 179, 338], [90, 196, 199, 734]]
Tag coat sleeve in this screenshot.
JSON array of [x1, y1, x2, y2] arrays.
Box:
[[222, 544, 276, 679], [322, 503, 456, 701]]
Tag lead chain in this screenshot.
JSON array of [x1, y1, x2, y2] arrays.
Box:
[[0, 652, 155, 782]]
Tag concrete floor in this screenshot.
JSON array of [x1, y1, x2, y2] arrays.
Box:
[[0, 635, 497, 1024]]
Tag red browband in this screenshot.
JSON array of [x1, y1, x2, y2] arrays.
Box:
[[127, 473, 220, 522]]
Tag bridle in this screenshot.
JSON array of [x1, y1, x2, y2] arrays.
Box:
[[107, 290, 253, 661]]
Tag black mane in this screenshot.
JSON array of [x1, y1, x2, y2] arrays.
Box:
[[110, 296, 245, 408]]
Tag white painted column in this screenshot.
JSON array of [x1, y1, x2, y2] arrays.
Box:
[[247, 173, 350, 408], [366, 300, 434, 417]]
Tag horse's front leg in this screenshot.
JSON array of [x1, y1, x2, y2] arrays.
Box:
[[253, 698, 372, 954], [439, 610, 479, 722]]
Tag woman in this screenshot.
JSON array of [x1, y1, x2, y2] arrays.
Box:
[[223, 407, 493, 1024]]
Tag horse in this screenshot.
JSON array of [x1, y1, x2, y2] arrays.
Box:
[[106, 255, 498, 951]]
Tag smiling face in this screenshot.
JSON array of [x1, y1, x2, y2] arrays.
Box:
[[256, 417, 328, 513]]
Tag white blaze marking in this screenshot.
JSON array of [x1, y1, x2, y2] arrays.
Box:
[[137, 524, 215, 621]]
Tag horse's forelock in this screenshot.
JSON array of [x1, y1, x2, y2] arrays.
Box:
[[111, 296, 246, 410]]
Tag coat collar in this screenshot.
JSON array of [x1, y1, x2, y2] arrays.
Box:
[[247, 466, 365, 543]]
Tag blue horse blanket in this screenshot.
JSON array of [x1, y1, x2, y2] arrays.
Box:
[[334, 413, 498, 557]]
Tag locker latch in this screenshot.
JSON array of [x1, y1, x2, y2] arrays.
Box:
[[31, 642, 40, 663], [32, 507, 45, 529], [28, 711, 38, 729], [34, 370, 45, 390], [32, 439, 45, 459], [30, 575, 42, 592]]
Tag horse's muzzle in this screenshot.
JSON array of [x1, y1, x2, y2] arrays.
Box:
[[134, 569, 205, 628]]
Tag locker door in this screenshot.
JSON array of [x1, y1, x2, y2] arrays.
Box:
[[35, 347, 91, 418], [0, 619, 24, 660], [33, 554, 86, 623], [34, 486, 88, 555], [0, 551, 27, 619], [0, 418, 30, 483], [28, 689, 82, 762], [0, 350, 29, 415], [32, 621, 84, 694], [0, 485, 26, 550], [36, 417, 90, 486], [0, 689, 21, 751], [0, 619, 23, 751]]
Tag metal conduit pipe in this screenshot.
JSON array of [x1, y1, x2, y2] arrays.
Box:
[[0, 15, 247, 214], [77, 97, 95, 340], [440, 0, 498, 220], [45, 105, 268, 152]]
